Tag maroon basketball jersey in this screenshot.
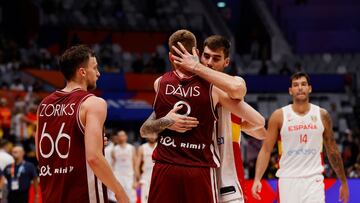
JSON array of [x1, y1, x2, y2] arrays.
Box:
[[153, 71, 219, 167], [37, 88, 108, 203]]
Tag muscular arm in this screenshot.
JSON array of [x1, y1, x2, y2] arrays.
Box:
[[234, 101, 267, 139], [83, 96, 128, 201], [321, 109, 349, 202], [321, 109, 347, 183], [135, 146, 144, 179], [192, 65, 246, 99], [213, 87, 265, 132], [254, 109, 281, 181], [140, 112, 174, 138], [132, 147, 139, 186]]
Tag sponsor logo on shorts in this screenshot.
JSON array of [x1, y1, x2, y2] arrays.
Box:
[[286, 148, 317, 156]]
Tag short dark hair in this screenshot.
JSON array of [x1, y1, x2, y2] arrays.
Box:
[[168, 29, 197, 57], [203, 35, 231, 58], [59, 45, 95, 80], [290, 72, 311, 86]]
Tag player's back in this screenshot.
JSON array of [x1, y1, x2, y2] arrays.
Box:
[[277, 104, 325, 178], [37, 88, 107, 203], [153, 71, 219, 167]]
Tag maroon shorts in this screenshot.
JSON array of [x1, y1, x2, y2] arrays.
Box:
[[148, 162, 217, 203]]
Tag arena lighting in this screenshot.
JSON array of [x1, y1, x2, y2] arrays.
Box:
[[217, 1, 226, 8]]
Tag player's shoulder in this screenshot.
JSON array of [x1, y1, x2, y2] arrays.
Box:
[[271, 108, 283, 118], [82, 95, 106, 107], [154, 76, 163, 91]]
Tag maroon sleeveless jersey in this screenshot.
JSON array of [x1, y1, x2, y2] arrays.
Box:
[[153, 71, 220, 167], [37, 89, 108, 203]]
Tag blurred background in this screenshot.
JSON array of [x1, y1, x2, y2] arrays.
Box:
[[0, 0, 359, 202]]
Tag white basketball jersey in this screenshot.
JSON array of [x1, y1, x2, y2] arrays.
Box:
[[141, 142, 156, 181], [276, 104, 325, 178], [216, 107, 244, 202], [113, 143, 135, 178]]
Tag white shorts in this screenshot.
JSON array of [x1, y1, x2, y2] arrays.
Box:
[[278, 174, 325, 203]]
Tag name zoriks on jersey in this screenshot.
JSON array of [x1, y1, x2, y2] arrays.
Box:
[[39, 103, 76, 117]]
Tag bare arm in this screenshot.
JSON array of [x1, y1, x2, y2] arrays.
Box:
[[251, 109, 281, 200], [132, 147, 139, 188], [172, 43, 247, 99], [140, 112, 174, 137], [33, 177, 39, 203], [83, 96, 129, 203], [135, 146, 144, 180], [321, 109, 349, 203], [213, 87, 265, 131]]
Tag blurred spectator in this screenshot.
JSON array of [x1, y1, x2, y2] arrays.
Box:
[[258, 60, 268, 75], [0, 139, 14, 203], [329, 103, 339, 131], [0, 140, 14, 171], [0, 98, 12, 139], [279, 62, 292, 75], [2, 145, 38, 203], [9, 78, 25, 92], [10, 107, 29, 143], [132, 53, 145, 73]]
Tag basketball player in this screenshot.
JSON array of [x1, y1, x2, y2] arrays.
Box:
[[142, 29, 265, 203], [136, 133, 157, 203], [169, 35, 268, 203], [196, 35, 266, 203], [111, 130, 138, 203], [251, 72, 349, 203], [35, 45, 129, 203]]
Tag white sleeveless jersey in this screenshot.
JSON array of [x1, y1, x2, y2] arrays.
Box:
[[113, 143, 135, 178], [141, 142, 156, 181], [276, 104, 325, 178], [216, 106, 244, 202]]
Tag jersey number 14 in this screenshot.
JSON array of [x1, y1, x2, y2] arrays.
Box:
[[300, 134, 308, 144]]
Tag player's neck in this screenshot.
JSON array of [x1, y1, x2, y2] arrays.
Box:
[[148, 142, 156, 147], [63, 81, 87, 92], [291, 102, 310, 115], [174, 69, 194, 78]]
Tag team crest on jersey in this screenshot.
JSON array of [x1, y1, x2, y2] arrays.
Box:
[[311, 115, 317, 123]]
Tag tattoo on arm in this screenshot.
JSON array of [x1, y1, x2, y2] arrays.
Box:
[[322, 110, 347, 183], [140, 112, 174, 136]]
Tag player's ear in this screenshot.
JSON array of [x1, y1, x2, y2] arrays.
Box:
[[288, 87, 293, 95], [224, 57, 230, 67], [309, 85, 312, 93], [78, 67, 86, 77], [168, 52, 173, 62]]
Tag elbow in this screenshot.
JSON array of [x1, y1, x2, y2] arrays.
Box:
[[139, 126, 148, 138], [229, 84, 247, 100], [86, 153, 101, 166]]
